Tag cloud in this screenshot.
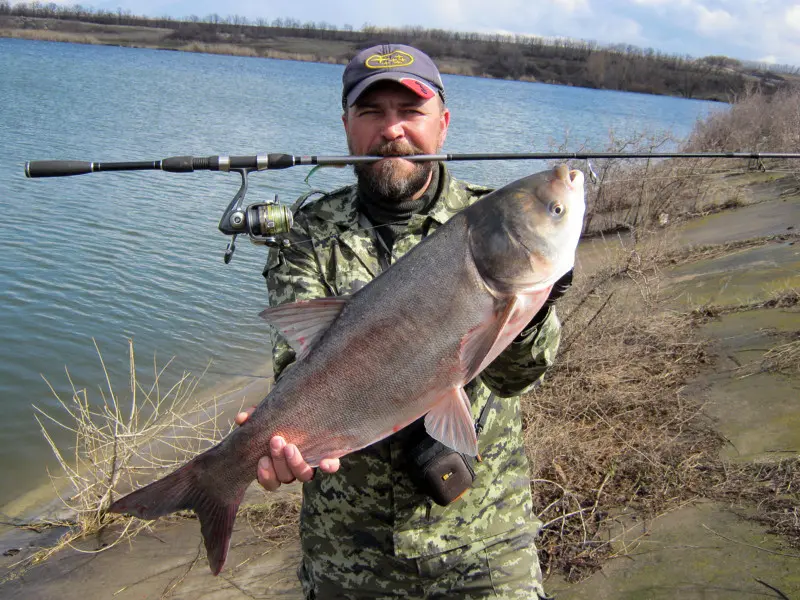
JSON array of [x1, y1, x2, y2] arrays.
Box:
[[694, 5, 736, 34], [551, 0, 590, 13], [787, 5, 800, 32], [693, 4, 737, 35]]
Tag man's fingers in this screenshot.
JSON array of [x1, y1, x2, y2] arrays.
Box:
[[252, 434, 340, 491], [270, 436, 295, 483], [256, 456, 280, 492], [285, 444, 316, 483], [234, 405, 256, 426], [319, 458, 341, 474]]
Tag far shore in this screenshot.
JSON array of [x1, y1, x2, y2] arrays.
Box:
[[4, 13, 792, 102]]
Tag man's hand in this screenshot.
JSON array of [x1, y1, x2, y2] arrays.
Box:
[[545, 269, 573, 308], [235, 407, 341, 491]]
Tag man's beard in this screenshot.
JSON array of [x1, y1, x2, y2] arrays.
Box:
[[352, 140, 434, 203]]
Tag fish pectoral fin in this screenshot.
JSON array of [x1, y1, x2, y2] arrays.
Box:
[[259, 296, 351, 360], [424, 387, 478, 456], [460, 289, 552, 379]]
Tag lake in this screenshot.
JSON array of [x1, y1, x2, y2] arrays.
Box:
[[0, 37, 725, 508]]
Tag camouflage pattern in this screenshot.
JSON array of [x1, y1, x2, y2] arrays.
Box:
[[263, 164, 560, 598], [297, 524, 545, 599]]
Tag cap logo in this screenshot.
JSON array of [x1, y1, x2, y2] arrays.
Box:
[[365, 50, 415, 69]]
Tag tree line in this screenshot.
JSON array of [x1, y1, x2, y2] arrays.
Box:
[[2, 0, 797, 101]]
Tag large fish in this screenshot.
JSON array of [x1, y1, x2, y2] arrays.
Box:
[[109, 165, 586, 574]]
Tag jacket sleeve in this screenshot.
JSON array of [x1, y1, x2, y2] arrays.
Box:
[[262, 220, 331, 380], [478, 306, 562, 397]]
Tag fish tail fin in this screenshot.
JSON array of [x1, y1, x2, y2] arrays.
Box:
[[108, 452, 247, 575]]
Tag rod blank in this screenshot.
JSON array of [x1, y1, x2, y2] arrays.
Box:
[[24, 151, 800, 178]]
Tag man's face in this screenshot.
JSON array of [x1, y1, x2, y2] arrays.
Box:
[[342, 82, 450, 202]]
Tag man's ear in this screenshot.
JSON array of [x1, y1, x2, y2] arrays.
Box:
[[438, 107, 451, 148]]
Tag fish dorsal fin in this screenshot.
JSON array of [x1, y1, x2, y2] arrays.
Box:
[[259, 296, 350, 361], [424, 387, 478, 456], [460, 289, 552, 381]]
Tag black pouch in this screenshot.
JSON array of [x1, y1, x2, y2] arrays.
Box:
[[407, 429, 476, 507]]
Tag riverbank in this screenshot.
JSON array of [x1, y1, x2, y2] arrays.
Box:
[[2, 13, 796, 101], [1, 171, 797, 598]]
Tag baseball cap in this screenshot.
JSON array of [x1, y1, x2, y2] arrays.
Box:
[[342, 44, 446, 109]]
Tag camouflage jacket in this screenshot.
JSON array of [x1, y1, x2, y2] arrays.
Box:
[[262, 164, 562, 559]]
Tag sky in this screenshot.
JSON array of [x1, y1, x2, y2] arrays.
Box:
[[45, 0, 800, 67]]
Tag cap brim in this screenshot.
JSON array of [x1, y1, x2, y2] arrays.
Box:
[[345, 72, 437, 107]]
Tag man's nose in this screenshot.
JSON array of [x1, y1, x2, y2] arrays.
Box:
[[380, 116, 405, 140]]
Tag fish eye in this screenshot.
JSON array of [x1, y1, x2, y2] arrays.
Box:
[[549, 202, 565, 217]]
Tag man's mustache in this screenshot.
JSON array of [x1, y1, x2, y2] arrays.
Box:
[[368, 141, 425, 157]]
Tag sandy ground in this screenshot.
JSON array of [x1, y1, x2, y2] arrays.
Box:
[[1, 182, 797, 599]]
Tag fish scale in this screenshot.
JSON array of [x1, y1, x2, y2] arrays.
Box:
[[109, 165, 585, 575]]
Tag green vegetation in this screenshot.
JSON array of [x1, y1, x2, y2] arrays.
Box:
[[2, 1, 799, 101]]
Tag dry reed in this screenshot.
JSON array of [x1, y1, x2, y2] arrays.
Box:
[[0, 28, 100, 44]]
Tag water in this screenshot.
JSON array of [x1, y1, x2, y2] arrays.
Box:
[[0, 37, 725, 508]]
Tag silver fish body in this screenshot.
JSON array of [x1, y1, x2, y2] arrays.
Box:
[[109, 165, 585, 574]]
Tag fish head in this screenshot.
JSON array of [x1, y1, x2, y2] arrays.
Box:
[[467, 165, 585, 295]]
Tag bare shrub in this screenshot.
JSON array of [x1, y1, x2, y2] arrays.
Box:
[[3, 339, 236, 582], [552, 131, 721, 236], [683, 85, 800, 173]]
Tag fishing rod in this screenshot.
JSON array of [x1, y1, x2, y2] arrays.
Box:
[[24, 150, 800, 263], [23, 151, 800, 178]]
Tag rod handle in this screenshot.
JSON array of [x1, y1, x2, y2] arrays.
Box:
[[25, 160, 93, 178]]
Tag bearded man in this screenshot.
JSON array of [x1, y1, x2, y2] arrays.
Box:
[[238, 44, 567, 599]]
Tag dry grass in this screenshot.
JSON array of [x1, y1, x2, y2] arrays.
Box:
[[524, 85, 800, 580], [679, 86, 800, 205], [549, 130, 749, 236], [521, 230, 799, 581], [179, 42, 259, 57], [710, 459, 800, 549], [755, 338, 800, 376], [1, 339, 235, 583], [665, 233, 800, 266], [240, 497, 302, 547], [690, 288, 800, 321], [523, 239, 722, 580]]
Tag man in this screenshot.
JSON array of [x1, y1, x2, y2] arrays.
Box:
[[237, 44, 565, 599]]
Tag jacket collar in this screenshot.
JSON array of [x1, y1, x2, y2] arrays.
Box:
[[332, 164, 459, 277]]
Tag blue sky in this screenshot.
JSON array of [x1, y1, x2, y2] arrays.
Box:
[[50, 0, 800, 67]]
